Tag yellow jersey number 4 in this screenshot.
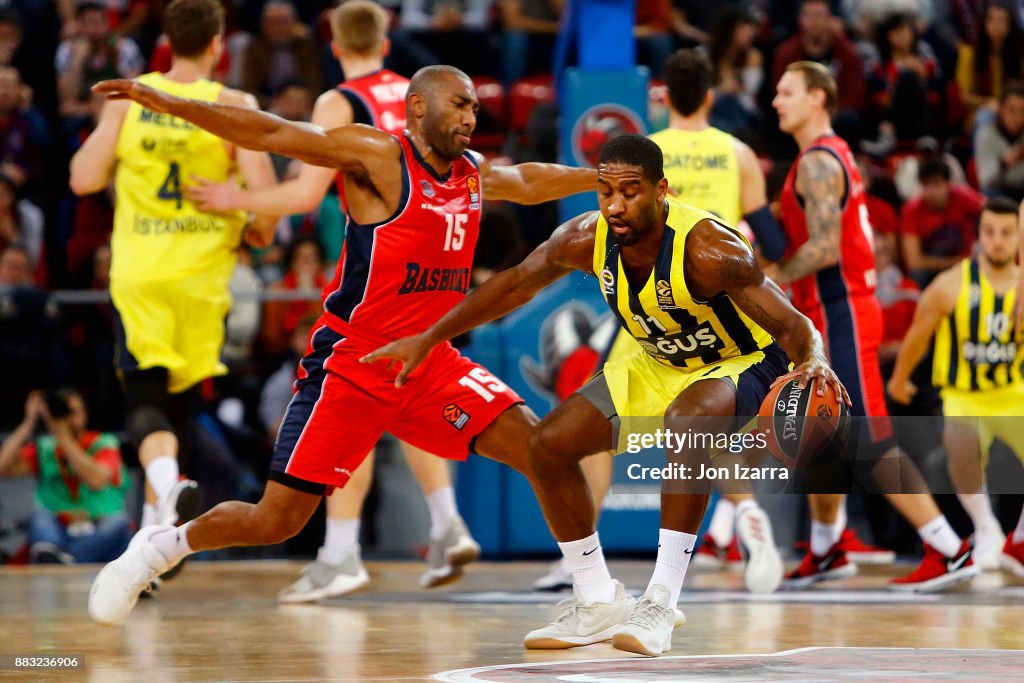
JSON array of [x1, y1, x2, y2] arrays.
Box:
[[158, 162, 183, 210]]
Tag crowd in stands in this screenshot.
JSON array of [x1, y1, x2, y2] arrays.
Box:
[[1, 0, 1022, 562]]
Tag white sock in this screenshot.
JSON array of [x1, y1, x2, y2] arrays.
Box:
[[734, 499, 759, 519], [150, 522, 194, 566], [810, 518, 842, 557], [648, 529, 697, 608], [141, 503, 157, 528], [1014, 508, 1024, 544], [917, 516, 962, 558], [426, 486, 458, 540], [559, 532, 616, 604], [958, 492, 1000, 533], [707, 498, 736, 547], [320, 518, 360, 565], [145, 456, 179, 502]]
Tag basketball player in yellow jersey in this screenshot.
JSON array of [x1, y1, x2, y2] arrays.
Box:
[[183, 0, 481, 600], [69, 0, 277, 542], [533, 49, 790, 594], [888, 196, 1024, 576], [364, 135, 847, 656]]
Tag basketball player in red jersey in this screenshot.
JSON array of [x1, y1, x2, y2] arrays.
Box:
[[771, 61, 976, 592], [188, 0, 482, 600], [88, 65, 597, 625]]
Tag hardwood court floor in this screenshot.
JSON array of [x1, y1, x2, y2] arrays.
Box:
[[2, 559, 1024, 682]]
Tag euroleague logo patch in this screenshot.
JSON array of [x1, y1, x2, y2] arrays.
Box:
[[443, 403, 471, 430], [655, 279, 677, 309], [467, 176, 480, 210], [571, 104, 645, 167]]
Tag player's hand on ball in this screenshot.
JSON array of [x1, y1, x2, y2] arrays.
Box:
[[886, 377, 917, 405], [92, 79, 173, 113], [360, 334, 432, 387], [773, 357, 851, 407]]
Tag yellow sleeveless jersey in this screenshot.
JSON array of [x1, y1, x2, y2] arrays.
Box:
[[112, 72, 246, 284], [933, 259, 1022, 391], [649, 127, 741, 226], [592, 198, 774, 369]]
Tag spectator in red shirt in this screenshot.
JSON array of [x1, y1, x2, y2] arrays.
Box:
[[0, 390, 130, 564], [899, 156, 984, 286], [261, 236, 326, 359], [771, 0, 865, 142], [873, 229, 919, 367]]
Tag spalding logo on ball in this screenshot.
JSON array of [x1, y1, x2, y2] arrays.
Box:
[[571, 104, 645, 168], [758, 377, 848, 469]]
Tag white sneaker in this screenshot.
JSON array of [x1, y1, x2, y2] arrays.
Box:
[[611, 584, 675, 657], [157, 479, 202, 527], [523, 580, 633, 649], [973, 523, 1007, 571], [89, 525, 178, 625], [278, 546, 370, 603], [533, 559, 573, 592], [420, 516, 481, 588], [735, 507, 783, 594]]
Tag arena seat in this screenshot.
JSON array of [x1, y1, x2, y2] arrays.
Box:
[[470, 77, 508, 152]]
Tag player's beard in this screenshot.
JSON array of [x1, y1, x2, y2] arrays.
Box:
[[983, 251, 1015, 270], [425, 116, 470, 161], [608, 210, 656, 247]]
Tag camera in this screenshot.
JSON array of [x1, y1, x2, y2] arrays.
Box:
[[44, 391, 70, 420]]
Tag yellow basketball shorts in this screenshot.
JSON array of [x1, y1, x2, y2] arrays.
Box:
[[110, 272, 231, 393], [580, 341, 791, 454], [941, 385, 1024, 464]]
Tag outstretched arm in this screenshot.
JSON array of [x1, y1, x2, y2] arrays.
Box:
[[92, 79, 398, 173], [362, 212, 599, 385], [772, 150, 844, 285], [186, 89, 352, 216], [887, 269, 958, 404], [687, 220, 849, 404], [475, 153, 597, 204]]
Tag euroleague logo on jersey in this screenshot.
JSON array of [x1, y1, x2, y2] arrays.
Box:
[[443, 403, 471, 430], [466, 176, 480, 210], [571, 104, 646, 167]]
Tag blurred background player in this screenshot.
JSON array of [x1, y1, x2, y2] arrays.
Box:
[[68, 0, 278, 562], [187, 0, 479, 602], [888, 196, 1024, 575], [535, 48, 789, 595], [770, 61, 976, 592]]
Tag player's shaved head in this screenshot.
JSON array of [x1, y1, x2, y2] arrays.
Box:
[[406, 65, 478, 162], [407, 65, 472, 102]]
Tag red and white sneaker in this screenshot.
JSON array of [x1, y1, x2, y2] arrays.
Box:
[[889, 541, 979, 593], [783, 543, 857, 588], [692, 534, 743, 570], [1000, 535, 1024, 578], [839, 528, 895, 564]]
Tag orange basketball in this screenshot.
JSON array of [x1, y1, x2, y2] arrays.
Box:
[[758, 376, 848, 469]]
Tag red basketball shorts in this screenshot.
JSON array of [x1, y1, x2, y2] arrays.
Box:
[[268, 323, 523, 495]]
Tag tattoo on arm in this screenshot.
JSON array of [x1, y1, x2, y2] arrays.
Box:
[[777, 152, 843, 284]]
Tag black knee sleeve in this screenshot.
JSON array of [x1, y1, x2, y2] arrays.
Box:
[[127, 406, 174, 450]]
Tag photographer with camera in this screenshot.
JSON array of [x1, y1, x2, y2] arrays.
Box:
[[0, 390, 131, 563]]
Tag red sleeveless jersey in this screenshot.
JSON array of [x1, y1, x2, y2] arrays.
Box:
[[335, 69, 410, 201], [779, 134, 877, 313], [336, 69, 408, 133], [320, 133, 482, 344]]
